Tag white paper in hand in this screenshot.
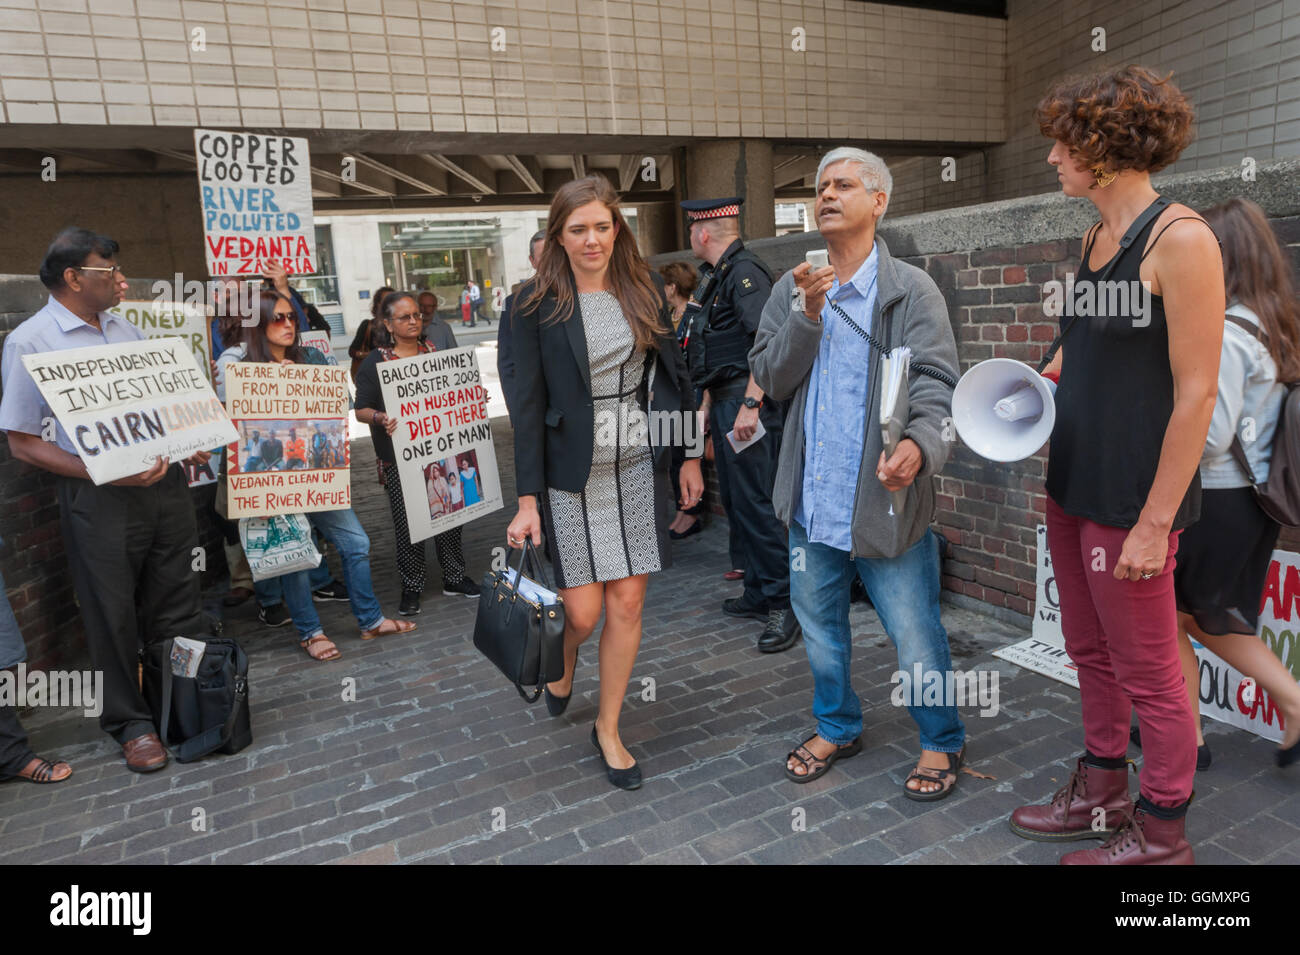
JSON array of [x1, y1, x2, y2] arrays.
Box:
[[726, 418, 767, 453]]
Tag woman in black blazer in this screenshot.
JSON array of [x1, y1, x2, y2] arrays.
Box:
[[508, 176, 704, 790]]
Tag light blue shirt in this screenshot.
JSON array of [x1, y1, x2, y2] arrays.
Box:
[[794, 245, 879, 551], [0, 295, 144, 455]]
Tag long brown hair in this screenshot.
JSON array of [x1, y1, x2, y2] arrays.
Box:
[[1202, 198, 1300, 383], [519, 175, 666, 349], [243, 289, 306, 364]]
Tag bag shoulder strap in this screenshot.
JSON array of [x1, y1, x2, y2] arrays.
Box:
[[1224, 311, 1271, 350], [158, 638, 176, 750]]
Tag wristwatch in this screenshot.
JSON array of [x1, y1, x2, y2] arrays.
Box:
[[742, 396, 762, 410]]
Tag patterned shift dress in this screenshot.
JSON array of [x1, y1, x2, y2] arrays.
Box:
[[545, 291, 664, 588]]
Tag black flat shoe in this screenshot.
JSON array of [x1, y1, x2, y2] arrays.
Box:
[[1130, 724, 1212, 771], [1278, 737, 1300, 768], [591, 726, 641, 791], [669, 520, 702, 540], [544, 650, 577, 717]]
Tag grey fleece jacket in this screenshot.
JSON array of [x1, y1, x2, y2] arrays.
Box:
[[749, 236, 959, 561]]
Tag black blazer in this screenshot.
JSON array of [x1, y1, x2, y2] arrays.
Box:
[[512, 273, 700, 498]]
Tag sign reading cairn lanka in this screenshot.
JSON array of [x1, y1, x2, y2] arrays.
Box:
[[194, 128, 316, 277], [20, 338, 236, 486], [378, 346, 501, 543], [224, 361, 351, 518], [993, 524, 1298, 742]]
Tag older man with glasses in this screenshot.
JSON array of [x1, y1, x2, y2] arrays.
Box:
[[0, 227, 213, 775], [750, 149, 967, 801]]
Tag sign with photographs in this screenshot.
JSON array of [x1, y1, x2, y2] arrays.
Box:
[[223, 361, 350, 518], [378, 347, 501, 543], [20, 338, 236, 486], [194, 128, 316, 278]]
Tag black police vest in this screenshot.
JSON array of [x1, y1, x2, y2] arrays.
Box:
[[686, 248, 773, 389]]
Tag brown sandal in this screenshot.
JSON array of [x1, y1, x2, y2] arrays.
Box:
[[784, 734, 862, 783], [361, 618, 417, 640], [904, 746, 964, 802], [301, 635, 342, 661], [14, 756, 72, 784]]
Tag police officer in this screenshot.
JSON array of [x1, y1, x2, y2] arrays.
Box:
[[680, 197, 799, 653]]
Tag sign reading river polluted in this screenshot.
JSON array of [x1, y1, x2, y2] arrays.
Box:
[[194, 129, 316, 277]]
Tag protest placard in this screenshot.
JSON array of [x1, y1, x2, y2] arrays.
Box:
[[993, 525, 1298, 742], [224, 361, 351, 518], [378, 347, 501, 543], [20, 339, 236, 486], [109, 300, 213, 383], [299, 330, 338, 365], [194, 128, 316, 277]]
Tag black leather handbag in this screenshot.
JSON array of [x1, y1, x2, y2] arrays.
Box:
[[473, 539, 566, 702], [140, 636, 253, 762]]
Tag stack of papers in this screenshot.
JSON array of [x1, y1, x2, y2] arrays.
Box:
[[170, 637, 206, 678], [506, 567, 558, 606], [879, 346, 912, 517]]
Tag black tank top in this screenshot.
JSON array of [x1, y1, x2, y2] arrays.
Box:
[[1044, 200, 1201, 530]]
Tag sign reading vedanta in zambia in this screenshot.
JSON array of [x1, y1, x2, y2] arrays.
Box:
[[20, 339, 237, 485], [224, 361, 350, 518], [194, 129, 316, 277], [378, 347, 501, 543]]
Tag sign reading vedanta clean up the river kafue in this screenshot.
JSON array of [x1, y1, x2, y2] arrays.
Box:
[[194, 129, 316, 277], [224, 361, 350, 519], [20, 339, 237, 485], [378, 347, 501, 543]]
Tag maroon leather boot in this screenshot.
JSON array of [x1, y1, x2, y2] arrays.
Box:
[[1009, 756, 1133, 841], [1059, 800, 1195, 865]]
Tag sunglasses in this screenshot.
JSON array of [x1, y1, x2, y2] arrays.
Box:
[[269, 312, 296, 324]]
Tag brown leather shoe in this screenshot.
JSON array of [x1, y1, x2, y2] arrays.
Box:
[[1059, 801, 1195, 865], [1009, 756, 1133, 841], [122, 733, 168, 773]]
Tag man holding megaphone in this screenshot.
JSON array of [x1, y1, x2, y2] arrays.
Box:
[[750, 147, 967, 800]]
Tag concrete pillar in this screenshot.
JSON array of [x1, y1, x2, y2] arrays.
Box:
[[683, 140, 775, 241], [633, 201, 680, 259]]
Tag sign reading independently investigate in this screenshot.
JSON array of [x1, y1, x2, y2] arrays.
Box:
[[20, 339, 236, 485], [378, 347, 501, 543], [194, 129, 316, 277], [224, 361, 350, 518]]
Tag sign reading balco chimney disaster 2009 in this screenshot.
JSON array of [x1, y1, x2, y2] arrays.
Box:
[[20, 339, 237, 485], [194, 128, 316, 277]]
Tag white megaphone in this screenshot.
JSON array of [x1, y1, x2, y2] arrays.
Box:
[[951, 358, 1056, 463]]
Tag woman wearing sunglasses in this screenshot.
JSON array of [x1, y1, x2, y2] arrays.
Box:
[[234, 291, 416, 660]]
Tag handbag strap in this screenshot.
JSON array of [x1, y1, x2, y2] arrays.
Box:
[[1037, 195, 1172, 373], [158, 637, 175, 750]]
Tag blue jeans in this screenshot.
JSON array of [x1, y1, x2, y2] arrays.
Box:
[[789, 520, 965, 752], [281, 509, 385, 641]]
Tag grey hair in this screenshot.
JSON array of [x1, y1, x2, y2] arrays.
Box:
[[816, 147, 893, 220]]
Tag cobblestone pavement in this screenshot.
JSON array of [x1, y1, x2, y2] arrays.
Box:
[[2, 417, 1297, 865]]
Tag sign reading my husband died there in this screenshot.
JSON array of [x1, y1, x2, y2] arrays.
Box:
[[194, 129, 316, 278], [20, 339, 237, 486], [224, 362, 351, 518], [378, 347, 502, 544]]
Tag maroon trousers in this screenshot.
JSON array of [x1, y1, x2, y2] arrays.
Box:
[[1046, 497, 1196, 807]]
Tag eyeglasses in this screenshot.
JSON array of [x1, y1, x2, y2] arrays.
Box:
[[77, 265, 125, 276], [390, 314, 422, 324], [270, 312, 296, 324]]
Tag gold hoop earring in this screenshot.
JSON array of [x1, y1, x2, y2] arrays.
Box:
[[1092, 165, 1117, 189]]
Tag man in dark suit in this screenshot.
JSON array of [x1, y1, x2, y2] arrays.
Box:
[[497, 229, 546, 422]]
